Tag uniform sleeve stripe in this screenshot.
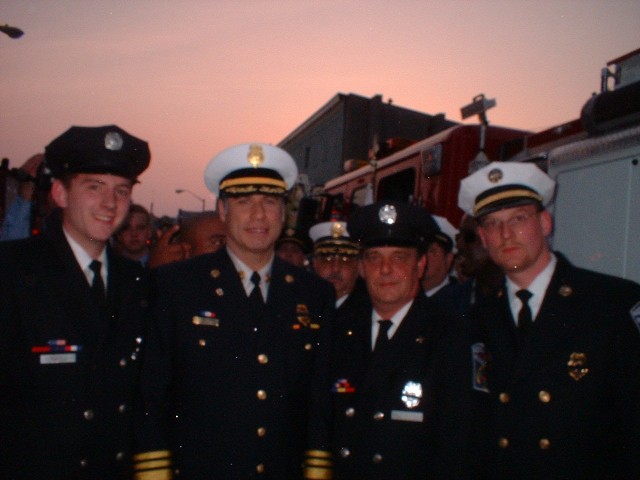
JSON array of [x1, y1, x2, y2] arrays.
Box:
[[134, 459, 172, 470], [304, 466, 334, 480], [133, 450, 172, 461], [305, 449, 332, 458], [134, 469, 173, 480], [305, 457, 333, 467]]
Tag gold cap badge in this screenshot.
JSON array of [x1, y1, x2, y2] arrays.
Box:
[[247, 144, 264, 168], [331, 222, 345, 238]]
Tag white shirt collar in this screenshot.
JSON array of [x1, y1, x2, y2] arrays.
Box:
[[63, 227, 107, 286], [425, 276, 451, 297], [506, 253, 557, 324], [226, 247, 273, 298], [370, 299, 414, 349]]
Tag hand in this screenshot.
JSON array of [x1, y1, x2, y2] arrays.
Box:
[[17, 153, 45, 200], [148, 225, 192, 268]]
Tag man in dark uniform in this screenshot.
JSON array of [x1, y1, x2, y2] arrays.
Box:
[[309, 220, 367, 316], [0, 125, 151, 479], [459, 161, 640, 479], [330, 202, 469, 480], [421, 215, 458, 298], [275, 226, 312, 268], [134, 143, 335, 480]]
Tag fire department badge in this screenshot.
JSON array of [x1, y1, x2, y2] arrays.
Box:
[[472, 342, 490, 392], [401, 381, 422, 409], [247, 143, 264, 167], [378, 204, 397, 225], [488, 168, 503, 183], [331, 222, 345, 238], [104, 131, 123, 151], [567, 352, 589, 381]]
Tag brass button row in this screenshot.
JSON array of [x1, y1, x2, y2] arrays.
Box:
[[498, 390, 551, 404], [498, 437, 551, 450]]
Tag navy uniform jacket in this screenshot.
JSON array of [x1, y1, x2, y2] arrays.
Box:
[[135, 248, 335, 479], [472, 255, 640, 479], [0, 223, 149, 479], [331, 294, 470, 480], [335, 277, 368, 320]]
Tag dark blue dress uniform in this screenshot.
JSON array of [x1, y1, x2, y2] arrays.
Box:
[[471, 256, 640, 479], [134, 249, 335, 479], [0, 223, 149, 479], [0, 124, 150, 479], [331, 294, 470, 480]]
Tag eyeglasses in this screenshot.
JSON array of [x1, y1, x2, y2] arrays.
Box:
[[479, 211, 538, 233]]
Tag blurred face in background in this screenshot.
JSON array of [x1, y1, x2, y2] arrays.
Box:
[[313, 254, 359, 298], [180, 214, 226, 257], [421, 241, 454, 291], [117, 211, 152, 257], [276, 241, 307, 268]]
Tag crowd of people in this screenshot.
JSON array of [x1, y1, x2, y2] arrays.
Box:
[[1, 124, 639, 480]]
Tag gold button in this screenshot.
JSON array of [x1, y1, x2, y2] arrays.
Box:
[[257, 427, 266, 437], [345, 407, 355, 418], [256, 463, 265, 474], [539, 391, 551, 403], [257, 354, 268, 364], [304, 343, 313, 351], [198, 339, 206, 347], [372, 453, 383, 463], [373, 411, 385, 421], [498, 437, 509, 448], [539, 438, 550, 450], [257, 390, 267, 400], [499, 392, 510, 403], [83, 410, 94, 420]]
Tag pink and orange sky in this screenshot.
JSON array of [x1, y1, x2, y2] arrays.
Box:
[[1, 1, 639, 216]]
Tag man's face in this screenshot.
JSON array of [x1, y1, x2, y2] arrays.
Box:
[[184, 215, 226, 257], [455, 215, 490, 278], [218, 194, 284, 259], [52, 173, 132, 253], [312, 254, 359, 298], [117, 212, 152, 255], [276, 241, 307, 268], [477, 204, 552, 276], [360, 246, 426, 313], [422, 241, 454, 291]]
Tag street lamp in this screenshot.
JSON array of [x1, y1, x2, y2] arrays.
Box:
[[0, 24, 24, 39], [175, 189, 205, 211]]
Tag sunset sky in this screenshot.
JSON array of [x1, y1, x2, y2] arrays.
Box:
[[1, 1, 639, 216]]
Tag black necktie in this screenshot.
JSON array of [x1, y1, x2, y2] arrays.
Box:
[[89, 260, 106, 303], [249, 271, 264, 305], [374, 319, 393, 352], [516, 289, 533, 338]]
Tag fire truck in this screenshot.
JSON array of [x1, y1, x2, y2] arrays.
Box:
[[318, 123, 527, 228], [308, 48, 640, 283], [506, 48, 640, 283]]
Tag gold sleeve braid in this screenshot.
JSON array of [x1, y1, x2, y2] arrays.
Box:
[[133, 450, 173, 480], [303, 449, 333, 479]]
